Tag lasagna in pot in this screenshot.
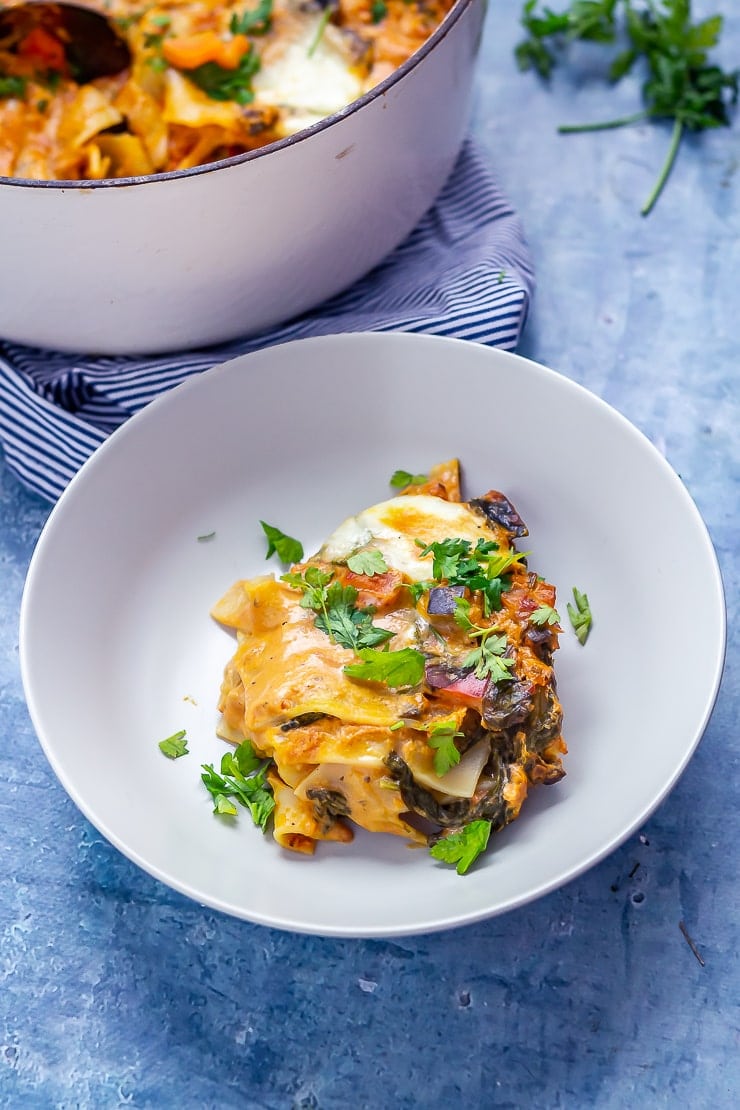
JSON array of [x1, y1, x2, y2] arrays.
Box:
[[0, 0, 455, 180], [211, 460, 566, 875]]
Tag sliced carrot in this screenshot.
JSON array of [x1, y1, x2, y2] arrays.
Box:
[[162, 32, 250, 72]]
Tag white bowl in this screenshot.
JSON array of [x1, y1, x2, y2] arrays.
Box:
[[20, 333, 726, 936]]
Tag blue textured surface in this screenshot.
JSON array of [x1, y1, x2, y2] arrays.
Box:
[[1, 4, 738, 1107]]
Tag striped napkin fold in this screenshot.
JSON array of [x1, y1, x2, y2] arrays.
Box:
[[0, 141, 534, 503]]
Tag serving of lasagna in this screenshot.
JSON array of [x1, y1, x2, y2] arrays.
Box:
[[211, 461, 566, 875], [0, 0, 455, 180]]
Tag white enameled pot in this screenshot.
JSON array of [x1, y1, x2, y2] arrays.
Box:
[[0, 0, 487, 355]]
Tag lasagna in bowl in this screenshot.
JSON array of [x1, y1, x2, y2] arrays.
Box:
[[212, 461, 566, 874], [0, 0, 455, 180]]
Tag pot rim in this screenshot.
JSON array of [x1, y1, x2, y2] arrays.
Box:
[[0, 0, 478, 192]]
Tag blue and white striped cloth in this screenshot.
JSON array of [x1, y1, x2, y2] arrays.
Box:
[[0, 141, 534, 503]]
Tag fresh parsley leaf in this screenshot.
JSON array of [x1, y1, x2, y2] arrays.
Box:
[[230, 0, 273, 36], [427, 724, 463, 776], [282, 565, 333, 610], [463, 640, 515, 683], [531, 604, 561, 626], [346, 549, 389, 576], [371, 0, 388, 23], [0, 75, 27, 99], [200, 743, 274, 830], [229, 740, 264, 776], [188, 48, 260, 104], [407, 579, 435, 605], [282, 567, 394, 651], [260, 520, 304, 565], [214, 794, 238, 816], [417, 536, 471, 580], [454, 599, 516, 682], [316, 581, 394, 651], [344, 647, 425, 689], [390, 469, 429, 490], [430, 819, 492, 874], [567, 586, 593, 644], [158, 729, 188, 759]]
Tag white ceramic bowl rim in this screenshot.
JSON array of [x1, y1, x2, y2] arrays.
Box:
[[0, 0, 476, 191]]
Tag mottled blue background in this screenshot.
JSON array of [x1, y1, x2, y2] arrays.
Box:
[[1, 2, 738, 1106]]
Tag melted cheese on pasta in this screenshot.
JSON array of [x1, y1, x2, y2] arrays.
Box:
[[212, 459, 567, 862], [0, 0, 455, 180]]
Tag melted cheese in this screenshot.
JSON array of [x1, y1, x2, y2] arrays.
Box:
[[213, 471, 566, 860], [253, 17, 364, 136], [319, 495, 511, 580]]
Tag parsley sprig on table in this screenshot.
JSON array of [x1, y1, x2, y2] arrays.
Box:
[[516, 0, 739, 214]]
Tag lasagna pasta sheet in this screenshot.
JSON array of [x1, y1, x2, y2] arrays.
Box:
[[0, 0, 455, 181], [212, 460, 567, 868]]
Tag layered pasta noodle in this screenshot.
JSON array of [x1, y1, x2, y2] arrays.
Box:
[[212, 461, 567, 873], [0, 0, 454, 180]]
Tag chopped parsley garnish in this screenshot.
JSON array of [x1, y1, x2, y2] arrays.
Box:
[[189, 48, 260, 104], [430, 819, 492, 874], [230, 0, 273, 36], [197, 530, 216, 542], [282, 568, 394, 651], [390, 469, 428, 490], [307, 9, 332, 58], [158, 729, 189, 759], [344, 646, 425, 689], [454, 599, 516, 683], [407, 579, 435, 605], [200, 741, 274, 829], [567, 586, 593, 644], [260, 521, 304, 565], [371, 0, 388, 23], [416, 536, 528, 616], [531, 604, 560, 626], [427, 723, 463, 776], [346, 549, 388, 576]]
